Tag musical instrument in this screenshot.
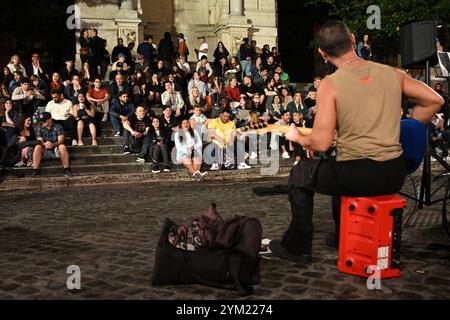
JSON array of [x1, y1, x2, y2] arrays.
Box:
[[238, 122, 312, 136], [238, 119, 427, 174]]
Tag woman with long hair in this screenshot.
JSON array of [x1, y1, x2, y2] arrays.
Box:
[[80, 62, 93, 85], [144, 117, 171, 172], [14, 114, 36, 167], [50, 72, 65, 93], [225, 77, 240, 102], [145, 73, 163, 107], [174, 119, 207, 181], [79, 29, 91, 65], [213, 41, 230, 68]]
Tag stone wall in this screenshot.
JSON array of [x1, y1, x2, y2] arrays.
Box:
[[75, 0, 277, 64]]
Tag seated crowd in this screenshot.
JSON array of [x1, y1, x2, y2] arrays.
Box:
[[1, 29, 447, 179]]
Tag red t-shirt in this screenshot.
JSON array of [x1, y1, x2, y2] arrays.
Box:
[[88, 88, 108, 100], [226, 87, 240, 102]]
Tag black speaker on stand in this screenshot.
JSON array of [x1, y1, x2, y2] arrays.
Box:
[[400, 21, 450, 242]]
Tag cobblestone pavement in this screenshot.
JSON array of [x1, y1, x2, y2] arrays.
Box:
[[0, 177, 449, 300]]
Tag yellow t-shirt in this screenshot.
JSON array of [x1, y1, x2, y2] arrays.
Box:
[[207, 118, 236, 146]]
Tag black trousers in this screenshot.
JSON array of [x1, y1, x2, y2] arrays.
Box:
[[54, 119, 77, 141], [282, 156, 405, 256]]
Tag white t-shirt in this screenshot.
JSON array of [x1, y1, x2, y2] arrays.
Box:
[[189, 113, 207, 125], [198, 43, 208, 60], [45, 99, 73, 121]]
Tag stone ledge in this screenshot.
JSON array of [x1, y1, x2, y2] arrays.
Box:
[[0, 167, 291, 192]]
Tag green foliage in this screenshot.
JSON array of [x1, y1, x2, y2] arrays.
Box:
[[305, 0, 450, 54]]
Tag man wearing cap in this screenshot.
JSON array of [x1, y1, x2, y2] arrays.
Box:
[[32, 112, 71, 178], [112, 53, 130, 72], [134, 54, 150, 74], [45, 88, 78, 146], [109, 61, 128, 81]]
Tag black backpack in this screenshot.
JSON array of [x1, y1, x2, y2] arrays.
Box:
[[152, 215, 262, 295]]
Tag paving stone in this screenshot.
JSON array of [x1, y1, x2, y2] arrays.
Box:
[[0, 179, 449, 300]]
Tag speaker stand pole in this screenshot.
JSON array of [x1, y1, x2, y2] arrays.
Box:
[[418, 60, 432, 209]]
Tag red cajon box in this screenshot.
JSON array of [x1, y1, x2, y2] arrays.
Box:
[[337, 195, 406, 278]]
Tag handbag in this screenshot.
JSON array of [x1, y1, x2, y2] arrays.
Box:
[[79, 47, 89, 56]]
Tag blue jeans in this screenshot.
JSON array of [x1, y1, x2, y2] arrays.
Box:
[[111, 116, 122, 133], [240, 60, 251, 80]]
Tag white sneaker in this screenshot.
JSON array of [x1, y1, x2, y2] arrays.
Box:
[[282, 151, 290, 159], [72, 139, 78, 146], [192, 171, 201, 180], [102, 114, 108, 122], [210, 163, 220, 171], [293, 160, 299, 166], [197, 171, 208, 182], [136, 157, 145, 163], [114, 131, 121, 137], [238, 162, 251, 170], [250, 152, 258, 160]]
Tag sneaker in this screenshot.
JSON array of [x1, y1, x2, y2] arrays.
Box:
[[244, 152, 249, 160], [64, 168, 71, 178], [92, 140, 98, 146], [102, 114, 108, 122], [250, 152, 258, 160], [123, 145, 130, 154], [72, 139, 78, 146], [282, 151, 290, 159], [163, 165, 171, 172], [293, 160, 299, 166], [78, 140, 84, 146], [269, 240, 312, 264], [152, 163, 160, 173], [192, 171, 201, 180], [31, 169, 40, 177], [210, 163, 220, 171], [114, 131, 121, 137], [197, 171, 208, 182], [14, 161, 25, 167], [237, 162, 251, 170], [136, 157, 145, 163]]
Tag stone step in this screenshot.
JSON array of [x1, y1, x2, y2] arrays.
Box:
[[1, 166, 292, 191], [14, 162, 162, 177], [67, 145, 124, 155], [11, 157, 295, 177]]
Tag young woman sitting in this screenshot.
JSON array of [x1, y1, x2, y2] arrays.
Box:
[[174, 119, 207, 181]]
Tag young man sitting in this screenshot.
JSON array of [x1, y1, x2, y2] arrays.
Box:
[[32, 112, 71, 177], [109, 91, 135, 138], [122, 106, 150, 155]]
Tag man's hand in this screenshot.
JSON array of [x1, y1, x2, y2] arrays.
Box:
[[119, 115, 128, 121], [44, 141, 53, 150], [131, 131, 142, 138]]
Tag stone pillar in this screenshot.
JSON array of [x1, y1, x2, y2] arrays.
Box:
[[229, 0, 243, 16], [115, 1, 143, 47], [120, 0, 135, 11]]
